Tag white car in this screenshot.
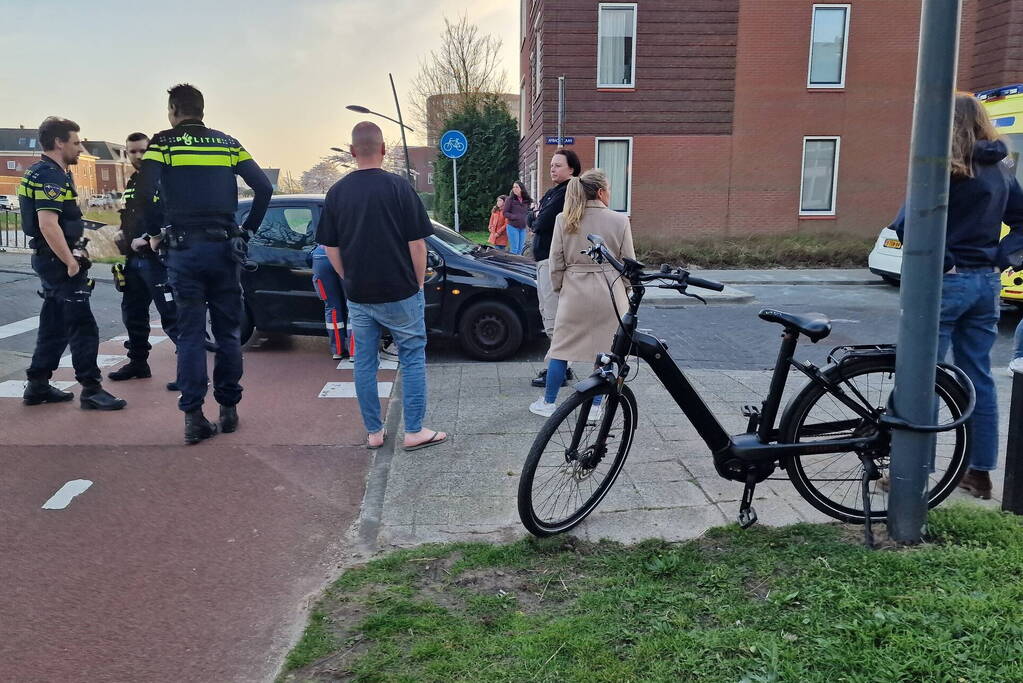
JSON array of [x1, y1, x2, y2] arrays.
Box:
[[868, 226, 903, 285], [0, 195, 19, 211], [87, 195, 115, 208]]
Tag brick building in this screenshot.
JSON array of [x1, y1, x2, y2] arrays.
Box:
[[407, 145, 438, 194], [0, 127, 99, 200], [519, 0, 1015, 240], [83, 140, 132, 194]]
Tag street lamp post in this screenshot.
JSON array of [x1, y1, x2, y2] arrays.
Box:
[[346, 73, 415, 185]]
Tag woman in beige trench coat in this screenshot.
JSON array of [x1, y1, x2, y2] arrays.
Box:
[[529, 168, 635, 417]]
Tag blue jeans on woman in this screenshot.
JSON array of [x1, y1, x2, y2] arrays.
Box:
[[311, 247, 348, 356], [938, 270, 1001, 471], [1014, 316, 1023, 359], [507, 226, 527, 255], [347, 290, 428, 434]]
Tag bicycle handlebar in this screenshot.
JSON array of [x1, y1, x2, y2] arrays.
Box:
[[585, 234, 725, 292]]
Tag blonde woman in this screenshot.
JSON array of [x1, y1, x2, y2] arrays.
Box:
[[529, 169, 635, 416], [892, 93, 1023, 498]]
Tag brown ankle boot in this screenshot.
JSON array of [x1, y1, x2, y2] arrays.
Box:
[[958, 469, 992, 500]]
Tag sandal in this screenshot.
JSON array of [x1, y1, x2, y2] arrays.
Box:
[[403, 431, 448, 452], [366, 430, 386, 450]]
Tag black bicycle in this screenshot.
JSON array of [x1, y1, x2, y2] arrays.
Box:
[[517, 235, 976, 540]]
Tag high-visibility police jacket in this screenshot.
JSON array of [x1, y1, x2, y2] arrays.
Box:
[[17, 155, 85, 249], [135, 118, 272, 232], [119, 170, 164, 242]]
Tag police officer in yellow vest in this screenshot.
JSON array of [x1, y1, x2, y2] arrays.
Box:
[[135, 84, 272, 443], [19, 117, 126, 410]]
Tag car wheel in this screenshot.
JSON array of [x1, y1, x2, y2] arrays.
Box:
[[240, 302, 255, 346], [881, 275, 900, 287], [458, 300, 524, 361]]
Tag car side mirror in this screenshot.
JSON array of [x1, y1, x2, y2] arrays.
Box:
[[427, 251, 442, 268]]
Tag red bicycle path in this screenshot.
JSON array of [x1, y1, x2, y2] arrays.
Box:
[[0, 332, 392, 682]]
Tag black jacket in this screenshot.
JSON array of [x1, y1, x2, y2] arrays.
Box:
[[136, 119, 272, 232], [893, 140, 1023, 271], [531, 180, 570, 261]]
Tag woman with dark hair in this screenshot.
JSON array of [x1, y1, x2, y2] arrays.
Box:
[[502, 181, 532, 255], [892, 92, 1023, 499], [530, 168, 634, 417]]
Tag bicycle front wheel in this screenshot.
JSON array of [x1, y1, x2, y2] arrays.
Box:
[[782, 356, 969, 524], [517, 384, 637, 536]]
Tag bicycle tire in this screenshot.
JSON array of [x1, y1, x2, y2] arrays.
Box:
[[517, 384, 637, 536], [781, 356, 969, 524]]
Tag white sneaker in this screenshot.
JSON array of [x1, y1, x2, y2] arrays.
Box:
[[587, 403, 604, 425], [1009, 357, 1023, 377], [380, 341, 400, 362], [529, 397, 557, 417]]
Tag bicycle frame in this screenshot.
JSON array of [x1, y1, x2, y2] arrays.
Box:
[[579, 282, 885, 483]]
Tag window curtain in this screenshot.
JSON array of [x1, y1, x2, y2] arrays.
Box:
[[598, 140, 630, 212], [599, 7, 634, 86]]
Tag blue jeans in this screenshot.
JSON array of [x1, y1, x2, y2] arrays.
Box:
[[938, 271, 1001, 471], [1014, 316, 1023, 359], [167, 240, 243, 413], [347, 290, 427, 434], [312, 250, 348, 356], [507, 226, 527, 255]]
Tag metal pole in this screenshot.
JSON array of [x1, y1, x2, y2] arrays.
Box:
[[1002, 370, 1023, 513], [453, 157, 460, 233], [557, 76, 566, 146], [389, 73, 414, 184], [889, 0, 962, 543]]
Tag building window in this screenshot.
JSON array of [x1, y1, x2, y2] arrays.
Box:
[[6, 161, 15, 170], [428, 172, 434, 186], [800, 137, 840, 215], [29, 138, 36, 148], [101, 169, 110, 181], [596, 137, 633, 213], [534, 29, 543, 100], [598, 3, 637, 88], [808, 4, 850, 88], [520, 83, 527, 135]]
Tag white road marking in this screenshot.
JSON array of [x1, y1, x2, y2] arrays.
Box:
[[336, 359, 399, 371], [110, 335, 169, 344], [60, 354, 127, 368], [0, 316, 40, 340], [830, 319, 861, 324], [0, 380, 76, 398], [318, 382, 393, 398], [42, 479, 93, 510]]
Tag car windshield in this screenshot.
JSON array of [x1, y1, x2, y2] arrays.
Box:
[[431, 221, 480, 254], [1006, 133, 1023, 185]]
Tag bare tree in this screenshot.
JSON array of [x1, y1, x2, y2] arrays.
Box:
[[300, 160, 343, 193], [276, 170, 303, 194], [323, 140, 407, 177], [410, 14, 508, 143]]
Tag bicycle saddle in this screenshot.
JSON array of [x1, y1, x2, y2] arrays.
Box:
[[758, 309, 832, 342]]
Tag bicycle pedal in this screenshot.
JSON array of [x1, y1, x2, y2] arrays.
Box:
[[738, 506, 758, 529]]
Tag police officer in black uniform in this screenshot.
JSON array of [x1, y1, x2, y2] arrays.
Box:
[[107, 131, 180, 390], [19, 117, 126, 410], [135, 84, 272, 443]]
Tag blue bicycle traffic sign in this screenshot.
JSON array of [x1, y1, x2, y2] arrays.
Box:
[[440, 130, 468, 159]]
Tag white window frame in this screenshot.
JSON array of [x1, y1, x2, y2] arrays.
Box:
[[519, 82, 527, 135], [799, 136, 841, 216], [534, 28, 543, 100], [807, 4, 851, 89], [597, 3, 638, 89], [595, 136, 634, 215], [428, 172, 434, 186], [6, 161, 15, 170]]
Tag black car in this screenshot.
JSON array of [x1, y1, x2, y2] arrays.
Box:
[[235, 194, 542, 360]]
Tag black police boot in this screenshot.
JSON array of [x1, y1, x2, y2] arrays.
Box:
[[80, 384, 127, 411], [108, 361, 152, 381], [531, 368, 573, 388], [219, 404, 239, 433], [185, 409, 219, 444], [166, 381, 179, 392], [23, 379, 74, 406]]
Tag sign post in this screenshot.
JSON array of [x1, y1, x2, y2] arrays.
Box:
[[440, 129, 468, 233]]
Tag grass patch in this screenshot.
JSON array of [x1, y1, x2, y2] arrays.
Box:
[[634, 233, 874, 269], [461, 231, 490, 245], [83, 209, 120, 225], [279, 505, 1023, 681]]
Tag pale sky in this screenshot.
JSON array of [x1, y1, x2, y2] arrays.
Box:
[[2, 0, 518, 177]]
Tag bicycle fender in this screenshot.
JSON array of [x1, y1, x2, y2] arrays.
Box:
[[573, 375, 610, 394]]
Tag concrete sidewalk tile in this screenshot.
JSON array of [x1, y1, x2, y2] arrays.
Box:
[[579, 505, 729, 544], [625, 460, 691, 482], [634, 478, 708, 508]]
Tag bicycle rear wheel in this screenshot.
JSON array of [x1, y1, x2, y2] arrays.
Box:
[[517, 385, 637, 536], [782, 356, 969, 524]]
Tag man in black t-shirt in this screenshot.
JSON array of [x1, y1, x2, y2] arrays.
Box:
[[315, 122, 448, 452]]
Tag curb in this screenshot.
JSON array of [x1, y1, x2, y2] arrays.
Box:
[[355, 369, 403, 555], [646, 286, 755, 308]]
